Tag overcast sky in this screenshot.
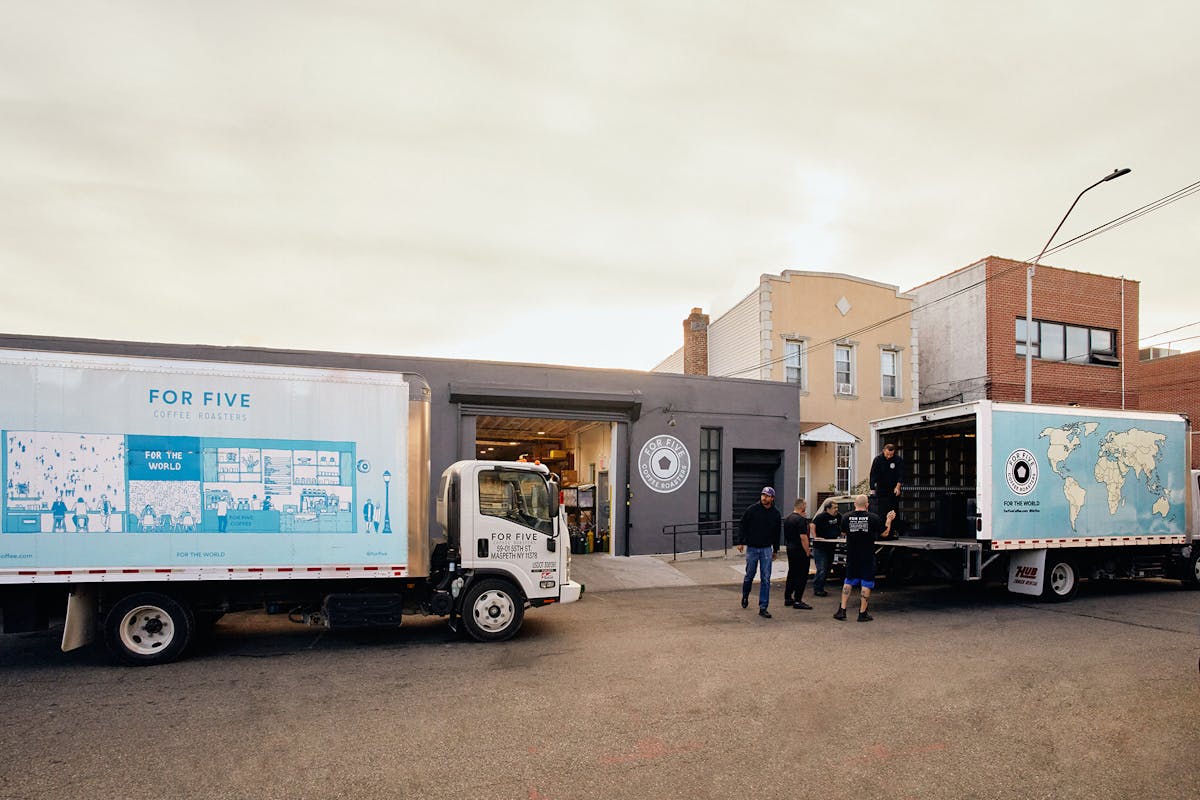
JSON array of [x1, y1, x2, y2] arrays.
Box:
[[2, 1, 1197, 371]]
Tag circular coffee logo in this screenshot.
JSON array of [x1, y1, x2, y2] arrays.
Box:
[[1006, 449, 1038, 496], [638, 435, 691, 494]]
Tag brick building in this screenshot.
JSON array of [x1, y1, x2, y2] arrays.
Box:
[[911, 256, 1139, 410], [1139, 350, 1200, 469]]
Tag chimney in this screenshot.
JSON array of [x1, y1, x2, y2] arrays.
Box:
[[683, 307, 709, 375]]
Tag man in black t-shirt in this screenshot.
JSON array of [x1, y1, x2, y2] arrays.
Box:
[[782, 499, 812, 610], [869, 443, 905, 521], [834, 495, 894, 623], [809, 499, 841, 597]]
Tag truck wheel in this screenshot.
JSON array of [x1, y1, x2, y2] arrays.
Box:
[[1184, 550, 1200, 588], [461, 579, 524, 642], [104, 592, 194, 666], [1042, 557, 1079, 602]]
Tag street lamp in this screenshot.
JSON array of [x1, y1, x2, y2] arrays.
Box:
[[382, 469, 392, 534], [1024, 168, 1131, 403]]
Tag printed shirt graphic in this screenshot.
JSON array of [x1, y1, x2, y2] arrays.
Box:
[[992, 410, 1185, 541]]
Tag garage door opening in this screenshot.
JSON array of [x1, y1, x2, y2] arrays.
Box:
[[476, 415, 614, 555]]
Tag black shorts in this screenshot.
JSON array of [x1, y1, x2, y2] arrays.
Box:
[[845, 557, 876, 583]]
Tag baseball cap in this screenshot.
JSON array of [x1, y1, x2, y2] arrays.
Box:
[[761, 487, 775, 497]]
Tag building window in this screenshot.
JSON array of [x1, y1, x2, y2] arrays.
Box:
[[698, 427, 722, 524], [1016, 318, 1118, 365], [880, 349, 900, 399], [835, 345, 855, 395], [835, 443, 853, 494], [784, 338, 807, 387], [797, 446, 808, 508]]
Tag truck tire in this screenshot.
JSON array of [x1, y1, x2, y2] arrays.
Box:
[[461, 578, 524, 642], [1184, 550, 1200, 588], [104, 592, 194, 666], [1042, 557, 1080, 602]]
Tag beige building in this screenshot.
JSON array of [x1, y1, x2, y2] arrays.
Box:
[[654, 271, 918, 508]]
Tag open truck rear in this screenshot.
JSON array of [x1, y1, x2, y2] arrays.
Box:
[[868, 400, 1197, 600]]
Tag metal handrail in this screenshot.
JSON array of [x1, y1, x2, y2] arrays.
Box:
[[661, 519, 739, 561]]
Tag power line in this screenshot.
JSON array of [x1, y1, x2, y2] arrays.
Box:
[[713, 178, 1200, 379], [1041, 180, 1200, 260], [1140, 319, 1200, 343]]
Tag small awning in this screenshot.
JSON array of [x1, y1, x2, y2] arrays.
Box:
[[799, 421, 860, 444]]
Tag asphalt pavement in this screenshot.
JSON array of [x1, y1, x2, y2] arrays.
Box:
[[2, 558, 1198, 800]]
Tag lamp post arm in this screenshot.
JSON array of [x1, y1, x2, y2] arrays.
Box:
[[1024, 168, 1130, 404]]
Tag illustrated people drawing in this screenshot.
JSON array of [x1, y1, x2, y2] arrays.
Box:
[[869, 442, 906, 524], [835, 495, 895, 623], [782, 498, 813, 609], [50, 496, 68, 532], [141, 504, 156, 532], [101, 494, 113, 532], [216, 497, 230, 533], [363, 498, 378, 533], [73, 496, 89, 531], [737, 486, 782, 618]]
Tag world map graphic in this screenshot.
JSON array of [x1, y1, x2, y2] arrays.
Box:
[[1038, 423, 1171, 530]]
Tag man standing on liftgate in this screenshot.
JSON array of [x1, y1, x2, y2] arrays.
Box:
[[737, 486, 782, 618], [869, 442, 906, 523]]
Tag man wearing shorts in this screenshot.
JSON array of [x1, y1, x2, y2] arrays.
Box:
[[834, 495, 895, 622]]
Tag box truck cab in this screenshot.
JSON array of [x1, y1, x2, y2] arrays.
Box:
[[438, 461, 582, 641]]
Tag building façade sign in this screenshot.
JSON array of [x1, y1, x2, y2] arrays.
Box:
[[637, 435, 691, 494]]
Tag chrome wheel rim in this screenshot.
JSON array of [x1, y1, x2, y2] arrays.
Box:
[[472, 590, 515, 634]]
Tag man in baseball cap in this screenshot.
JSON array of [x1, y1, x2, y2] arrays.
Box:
[[737, 486, 782, 617]]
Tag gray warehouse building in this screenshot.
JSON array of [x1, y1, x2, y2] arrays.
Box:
[[3, 334, 800, 557]]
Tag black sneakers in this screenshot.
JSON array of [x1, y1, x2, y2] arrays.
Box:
[[741, 595, 749, 609], [793, 601, 813, 610], [833, 608, 847, 621], [813, 590, 829, 597], [759, 608, 772, 618], [857, 611, 873, 623]]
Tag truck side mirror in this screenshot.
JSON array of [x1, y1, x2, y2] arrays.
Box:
[[547, 480, 560, 517]]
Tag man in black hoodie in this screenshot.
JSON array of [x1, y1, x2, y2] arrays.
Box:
[[737, 487, 782, 618]]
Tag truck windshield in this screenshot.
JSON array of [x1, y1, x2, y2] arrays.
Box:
[[478, 470, 554, 535]]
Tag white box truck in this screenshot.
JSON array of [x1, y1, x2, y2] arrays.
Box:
[[866, 400, 1198, 600], [0, 348, 582, 665]]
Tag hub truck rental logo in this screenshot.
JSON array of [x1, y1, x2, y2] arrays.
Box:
[[638, 435, 691, 494], [1006, 449, 1039, 495]]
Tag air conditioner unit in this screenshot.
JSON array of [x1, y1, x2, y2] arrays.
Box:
[[837, 383, 854, 395]]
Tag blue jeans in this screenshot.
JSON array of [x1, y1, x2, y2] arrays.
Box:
[[813, 547, 833, 593], [742, 546, 774, 609]]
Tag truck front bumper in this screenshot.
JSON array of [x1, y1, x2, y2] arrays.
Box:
[[559, 580, 584, 604]]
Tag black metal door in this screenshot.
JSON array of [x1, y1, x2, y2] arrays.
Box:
[[732, 448, 783, 516]]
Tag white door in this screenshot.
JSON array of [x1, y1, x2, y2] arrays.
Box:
[[467, 467, 560, 599]]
